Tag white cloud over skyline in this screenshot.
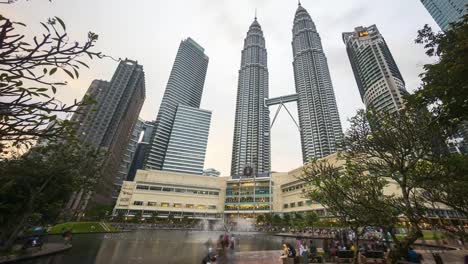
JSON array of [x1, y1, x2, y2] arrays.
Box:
[[5, 0, 439, 175]]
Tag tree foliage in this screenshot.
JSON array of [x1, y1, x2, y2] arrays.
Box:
[[0, 14, 103, 155], [0, 142, 102, 250], [301, 107, 457, 262], [409, 14, 468, 128]]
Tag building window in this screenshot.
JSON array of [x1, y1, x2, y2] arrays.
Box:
[[306, 200, 313, 206], [133, 201, 143, 206], [147, 202, 157, 206], [186, 204, 194, 209], [173, 203, 182, 208], [284, 204, 288, 209], [290, 202, 295, 208], [120, 198, 129, 202], [196, 205, 207, 210], [208, 205, 217, 210], [161, 202, 169, 207], [298, 201, 304, 207], [136, 185, 149, 190], [162, 187, 173, 192], [150, 186, 162, 191]]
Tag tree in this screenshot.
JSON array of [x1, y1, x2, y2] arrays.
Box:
[[273, 214, 282, 227], [282, 214, 291, 227], [150, 212, 159, 224], [301, 107, 453, 262], [264, 213, 273, 227], [132, 211, 143, 223], [0, 14, 103, 156], [304, 211, 319, 228], [0, 142, 102, 250], [256, 214, 265, 225], [408, 14, 468, 129]]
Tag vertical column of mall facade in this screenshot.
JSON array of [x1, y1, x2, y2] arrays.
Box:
[[145, 38, 209, 170], [420, 0, 467, 31], [231, 18, 270, 178], [292, 4, 343, 162], [342, 25, 407, 113]]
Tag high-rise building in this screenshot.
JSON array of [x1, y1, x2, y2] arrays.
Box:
[[68, 59, 145, 212], [203, 168, 221, 177], [127, 120, 155, 181], [161, 105, 211, 175], [230, 17, 270, 178], [342, 25, 408, 114], [145, 38, 209, 170], [420, 0, 467, 31], [115, 118, 144, 198], [292, 4, 343, 162]]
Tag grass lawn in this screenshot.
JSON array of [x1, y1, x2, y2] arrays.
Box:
[[48, 222, 115, 234], [395, 230, 446, 240]]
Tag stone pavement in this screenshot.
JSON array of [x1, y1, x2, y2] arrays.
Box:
[[0, 243, 71, 263]]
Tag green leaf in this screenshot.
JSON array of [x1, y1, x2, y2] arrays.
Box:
[[49, 68, 57, 75], [55, 17, 66, 31], [63, 68, 74, 79]]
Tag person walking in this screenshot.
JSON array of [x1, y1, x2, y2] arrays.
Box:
[[299, 240, 309, 264]]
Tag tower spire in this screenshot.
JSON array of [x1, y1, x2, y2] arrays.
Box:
[[255, 8, 257, 20], [298, 0, 301, 6]]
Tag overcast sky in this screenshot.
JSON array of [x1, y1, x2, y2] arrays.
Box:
[[5, 0, 439, 175]]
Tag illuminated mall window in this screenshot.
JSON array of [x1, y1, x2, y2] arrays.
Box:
[[186, 204, 194, 209], [161, 202, 170, 207], [147, 202, 157, 206], [173, 203, 182, 208], [196, 205, 207, 210], [208, 205, 217, 210], [133, 201, 143, 206]]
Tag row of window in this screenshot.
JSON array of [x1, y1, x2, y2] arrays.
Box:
[[282, 184, 305, 193], [284, 200, 315, 209], [135, 184, 219, 196], [132, 201, 217, 210]]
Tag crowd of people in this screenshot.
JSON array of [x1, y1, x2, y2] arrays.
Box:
[[202, 233, 238, 264]]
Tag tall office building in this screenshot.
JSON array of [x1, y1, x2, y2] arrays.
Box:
[[420, 0, 467, 31], [68, 59, 145, 211], [145, 38, 209, 170], [231, 17, 270, 178], [292, 4, 343, 162], [343, 25, 407, 114], [162, 105, 211, 175]]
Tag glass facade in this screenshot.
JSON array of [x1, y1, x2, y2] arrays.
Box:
[[224, 179, 272, 212], [420, 0, 467, 31]]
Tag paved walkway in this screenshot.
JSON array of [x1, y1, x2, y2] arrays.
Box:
[[0, 243, 71, 264]]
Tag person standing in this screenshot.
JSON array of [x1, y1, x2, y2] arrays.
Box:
[[299, 241, 309, 264]]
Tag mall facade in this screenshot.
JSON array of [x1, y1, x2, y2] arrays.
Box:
[[113, 154, 465, 223]]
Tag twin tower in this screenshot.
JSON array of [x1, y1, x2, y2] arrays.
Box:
[[231, 4, 342, 178]]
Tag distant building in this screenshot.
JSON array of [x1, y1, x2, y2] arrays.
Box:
[[127, 121, 155, 181], [115, 118, 144, 199], [343, 25, 407, 114], [231, 17, 271, 178], [420, 0, 467, 31], [145, 38, 209, 171], [291, 3, 343, 161], [203, 168, 221, 177], [67, 59, 145, 214]]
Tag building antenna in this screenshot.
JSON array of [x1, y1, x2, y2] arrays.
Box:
[[255, 8, 257, 20], [298, 0, 301, 6]]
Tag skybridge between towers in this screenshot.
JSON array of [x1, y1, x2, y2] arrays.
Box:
[[265, 93, 300, 131]]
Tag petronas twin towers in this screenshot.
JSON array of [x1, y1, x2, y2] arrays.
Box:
[[231, 3, 343, 177]]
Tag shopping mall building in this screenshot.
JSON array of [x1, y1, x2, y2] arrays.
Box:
[[113, 154, 465, 223]]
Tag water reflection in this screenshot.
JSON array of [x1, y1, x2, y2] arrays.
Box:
[[25, 230, 316, 264]]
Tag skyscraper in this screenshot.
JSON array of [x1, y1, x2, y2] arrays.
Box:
[[420, 0, 467, 31], [127, 120, 155, 181], [68, 59, 145, 211], [161, 105, 212, 175], [343, 25, 407, 114], [145, 38, 209, 170], [231, 17, 270, 178], [292, 3, 343, 162]]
